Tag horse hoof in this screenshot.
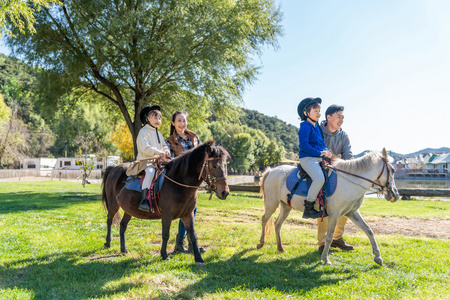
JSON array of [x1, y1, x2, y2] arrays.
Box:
[[374, 257, 383, 266], [323, 261, 332, 266], [104, 243, 110, 249], [321, 259, 332, 265], [162, 256, 170, 261], [277, 248, 286, 253], [195, 262, 205, 266], [121, 250, 129, 255], [256, 243, 264, 249]]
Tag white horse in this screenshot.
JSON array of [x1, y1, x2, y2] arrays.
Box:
[[257, 148, 399, 265]]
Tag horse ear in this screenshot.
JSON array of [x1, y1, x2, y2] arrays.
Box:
[[382, 148, 388, 159], [205, 140, 214, 156]]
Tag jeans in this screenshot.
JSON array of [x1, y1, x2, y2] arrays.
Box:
[[178, 206, 197, 237]]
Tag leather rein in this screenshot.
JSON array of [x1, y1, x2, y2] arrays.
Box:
[[157, 153, 227, 192], [323, 157, 392, 194]]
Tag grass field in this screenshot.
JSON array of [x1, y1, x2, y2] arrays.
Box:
[[0, 181, 449, 299]]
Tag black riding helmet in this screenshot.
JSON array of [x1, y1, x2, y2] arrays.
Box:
[[297, 97, 322, 121], [140, 105, 161, 125]]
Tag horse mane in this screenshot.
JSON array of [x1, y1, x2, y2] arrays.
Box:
[[164, 140, 230, 179], [333, 151, 380, 173]]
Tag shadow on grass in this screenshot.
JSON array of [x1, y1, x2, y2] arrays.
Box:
[[0, 248, 356, 299], [0, 251, 143, 299], [0, 191, 101, 214], [174, 248, 356, 298]]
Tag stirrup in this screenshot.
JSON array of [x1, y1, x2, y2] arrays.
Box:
[[138, 199, 150, 212]]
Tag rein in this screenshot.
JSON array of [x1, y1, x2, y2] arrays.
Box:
[[323, 157, 390, 192], [158, 153, 227, 192]]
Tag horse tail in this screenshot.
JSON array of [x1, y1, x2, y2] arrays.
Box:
[[259, 167, 271, 198], [101, 166, 122, 225], [260, 168, 274, 242], [101, 166, 114, 210]]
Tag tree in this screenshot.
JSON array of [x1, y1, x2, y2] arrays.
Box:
[[0, 0, 60, 36], [208, 121, 283, 172], [267, 140, 285, 165], [230, 132, 255, 173], [0, 93, 10, 125], [6, 0, 282, 157], [239, 108, 299, 158], [0, 94, 27, 167], [50, 98, 117, 157], [110, 121, 134, 161], [0, 56, 55, 158], [0, 0, 59, 37]]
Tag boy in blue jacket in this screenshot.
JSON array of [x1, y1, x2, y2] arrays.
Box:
[[297, 97, 333, 219]]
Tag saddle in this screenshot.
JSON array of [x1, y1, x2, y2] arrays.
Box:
[[286, 159, 337, 218], [120, 170, 165, 214]]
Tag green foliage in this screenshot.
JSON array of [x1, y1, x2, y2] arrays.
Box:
[[0, 0, 59, 37], [0, 54, 55, 159], [0, 102, 27, 166], [0, 55, 39, 123], [0, 181, 449, 299], [5, 0, 283, 157], [208, 121, 285, 172], [240, 108, 299, 159], [0, 94, 11, 125], [230, 132, 255, 173], [51, 98, 117, 158]]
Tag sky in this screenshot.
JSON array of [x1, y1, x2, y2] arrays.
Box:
[[242, 0, 450, 155], [1, 0, 450, 155]]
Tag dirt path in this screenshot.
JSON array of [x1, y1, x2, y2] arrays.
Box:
[[332, 216, 450, 239]]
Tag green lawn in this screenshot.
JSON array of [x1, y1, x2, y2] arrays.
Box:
[[0, 181, 449, 299]]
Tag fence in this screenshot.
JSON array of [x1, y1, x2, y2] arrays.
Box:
[[0, 169, 103, 180], [395, 168, 450, 178]]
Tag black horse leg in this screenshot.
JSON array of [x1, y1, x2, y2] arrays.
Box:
[[104, 213, 113, 248], [160, 214, 172, 260], [119, 213, 132, 254], [182, 214, 204, 264]]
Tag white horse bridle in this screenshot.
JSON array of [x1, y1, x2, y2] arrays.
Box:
[[323, 157, 397, 202]]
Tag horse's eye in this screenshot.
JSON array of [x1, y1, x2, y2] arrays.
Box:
[[212, 164, 217, 169]]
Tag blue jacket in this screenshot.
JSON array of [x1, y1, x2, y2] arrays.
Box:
[[298, 121, 328, 159]]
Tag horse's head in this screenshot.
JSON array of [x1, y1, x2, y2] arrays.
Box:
[[204, 140, 230, 200], [379, 148, 400, 202]]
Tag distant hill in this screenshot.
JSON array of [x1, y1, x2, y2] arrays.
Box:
[[239, 108, 299, 155], [404, 147, 450, 157], [355, 147, 450, 158]]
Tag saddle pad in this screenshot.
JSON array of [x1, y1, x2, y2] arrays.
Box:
[[285, 168, 338, 197], [126, 170, 165, 192]]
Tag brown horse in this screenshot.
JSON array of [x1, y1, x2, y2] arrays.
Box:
[[102, 140, 230, 264]]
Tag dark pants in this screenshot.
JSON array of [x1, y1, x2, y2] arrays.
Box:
[[178, 206, 197, 237]]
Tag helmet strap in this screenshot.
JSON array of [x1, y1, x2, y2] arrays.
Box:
[[149, 124, 161, 143], [305, 111, 317, 124]]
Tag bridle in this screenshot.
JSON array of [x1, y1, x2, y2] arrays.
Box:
[[323, 157, 395, 199], [157, 153, 227, 194], [198, 153, 227, 195]]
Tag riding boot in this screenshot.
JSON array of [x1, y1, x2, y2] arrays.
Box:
[[138, 188, 150, 212], [174, 234, 189, 254], [302, 200, 322, 219]]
